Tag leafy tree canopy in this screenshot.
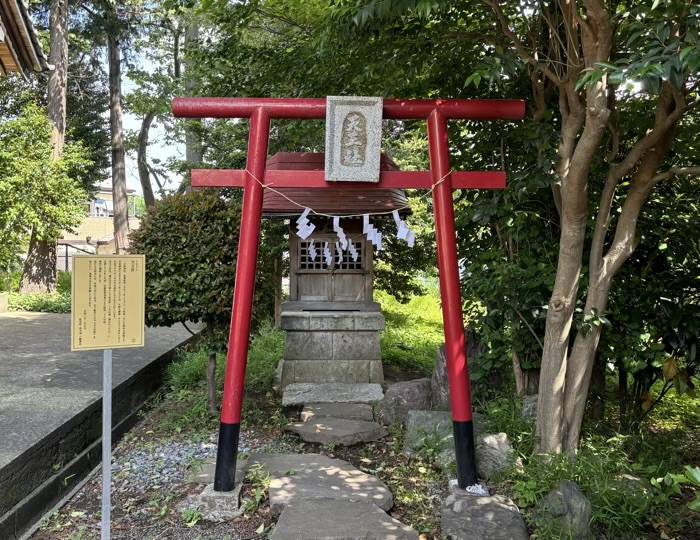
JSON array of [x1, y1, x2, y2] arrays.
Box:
[[0, 104, 90, 279]]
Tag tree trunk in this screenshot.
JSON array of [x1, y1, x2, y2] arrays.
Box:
[[523, 369, 540, 395], [618, 365, 629, 434], [589, 360, 606, 422], [206, 318, 217, 413], [512, 351, 525, 396], [108, 30, 130, 253], [137, 110, 157, 207], [536, 213, 587, 453], [183, 22, 202, 190], [20, 230, 57, 293], [20, 0, 68, 293], [48, 0, 68, 160]]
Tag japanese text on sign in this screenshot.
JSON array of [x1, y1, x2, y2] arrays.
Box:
[[71, 255, 145, 351]]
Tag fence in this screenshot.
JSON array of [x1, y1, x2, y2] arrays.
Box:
[[56, 243, 95, 272]]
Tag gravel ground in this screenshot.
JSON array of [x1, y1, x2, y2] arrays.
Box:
[[30, 405, 302, 540]]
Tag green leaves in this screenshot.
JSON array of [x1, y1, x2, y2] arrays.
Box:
[[0, 104, 90, 281]]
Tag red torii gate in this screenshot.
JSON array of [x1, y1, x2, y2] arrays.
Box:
[[172, 97, 525, 491]]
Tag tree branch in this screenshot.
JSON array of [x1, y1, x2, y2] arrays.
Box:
[[181, 321, 197, 336], [651, 166, 700, 184], [515, 309, 544, 349], [482, 0, 562, 85], [611, 85, 686, 182]]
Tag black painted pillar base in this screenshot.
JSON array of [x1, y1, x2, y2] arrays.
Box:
[[214, 422, 240, 491], [453, 420, 478, 488]]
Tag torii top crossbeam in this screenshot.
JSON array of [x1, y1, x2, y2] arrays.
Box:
[[172, 97, 525, 492]]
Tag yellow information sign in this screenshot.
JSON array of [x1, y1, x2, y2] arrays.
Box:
[[71, 255, 145, 351]]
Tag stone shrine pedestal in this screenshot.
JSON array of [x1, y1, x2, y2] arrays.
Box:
[[279, 311, 385, 387]]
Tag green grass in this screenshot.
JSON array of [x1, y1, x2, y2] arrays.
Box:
[[160, 323, 286, 436], [377, 288, 444, 375], [483, 390, 700, 539], [167, 322, 285, 393]]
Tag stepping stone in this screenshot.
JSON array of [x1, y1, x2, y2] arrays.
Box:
[[441, 490, 528, 540], [282, 383, 384, 407], [244, 452, 352, 476], [267, 462, 393, 516], [271, 498, 418, 540], [285, 417, 388, 446], [186, 453, 346, 483], [301, 402, 374, 422]]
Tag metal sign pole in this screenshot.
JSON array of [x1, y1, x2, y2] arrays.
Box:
[[101, 348, 112, 540]]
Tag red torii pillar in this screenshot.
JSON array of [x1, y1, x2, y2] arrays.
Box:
[[172, 97, 525, 490]]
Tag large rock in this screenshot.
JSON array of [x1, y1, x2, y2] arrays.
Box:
[[431, 327, 485, 410], [476, 432, 516, 480], [534, 481, 592, 540], [441, 490, 528, 540], [404, 410, 454, 462], [285, 417, 388, 446], [271, 498, 418, 540], [377, 378, 432, 426], [268, 463, 393, 516], [282, 383, 384, 407], [403, 411, 484, 471]]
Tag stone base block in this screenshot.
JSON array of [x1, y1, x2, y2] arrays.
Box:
[[282, 360, 382, 384], [281, 311, 385, 332], [282, 383, 384, 406], [280, 311, 385, 385], [284, 331, 381, 361], [369, 360, 384, 383]]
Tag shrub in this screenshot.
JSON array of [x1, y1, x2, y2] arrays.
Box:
[[57, 271, 71, 294], [9, 292, 70, 313], [130, 189, 280, 412]]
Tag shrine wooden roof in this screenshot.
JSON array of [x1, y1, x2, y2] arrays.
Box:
[[262, 152, 409, 216], [0, 0, 50, 76]]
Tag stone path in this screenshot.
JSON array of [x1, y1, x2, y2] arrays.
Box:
[[282, 385, 388, 446], [182, 390, 529, 539], [185, 452, 418, 539], [185, 396, 420, 539], [272, 498, 418, 540]]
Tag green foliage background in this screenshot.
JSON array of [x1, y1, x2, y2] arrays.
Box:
[[130, 189, 281, 350]]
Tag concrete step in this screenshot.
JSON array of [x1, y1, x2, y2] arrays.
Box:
[[285, 417, 388, 446], [282, 383, 383, 407], [271, 498, 418, 540], [301, 402, 374, 422]]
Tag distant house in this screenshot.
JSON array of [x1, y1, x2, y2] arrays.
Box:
[[58, 181, 141, 270], [0, 0, 50, 76]]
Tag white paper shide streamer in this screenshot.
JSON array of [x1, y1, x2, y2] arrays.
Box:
[[363, 214, 383, 251], [348, 241, 359, 262], [308, 239, 317, 261], [392, 210, 415, 247], [333, 216, 349, 250], [296, 208, 316, 240]]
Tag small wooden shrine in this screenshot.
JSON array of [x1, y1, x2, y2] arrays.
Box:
[[262, 152, 408, 386]]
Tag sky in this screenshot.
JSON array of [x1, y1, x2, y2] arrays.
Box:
[[122, 62, 183, 197], [122, 112, 182, 196]]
